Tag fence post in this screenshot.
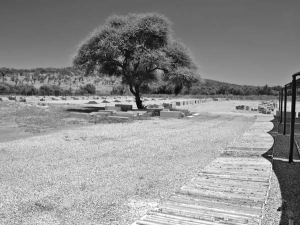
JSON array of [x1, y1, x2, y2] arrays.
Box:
[[278, 91, 281, 111], [280, 88, 283, 123], [283, 85, 287, 135], [289, 76, 297, 163]]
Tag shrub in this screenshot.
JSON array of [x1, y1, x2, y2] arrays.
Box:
[[80, 83, 96, 94], [0, 83, 11, 94], [39, 85, 53, 95], [111, 85, 128, 95], [17, 84, 38, 95]]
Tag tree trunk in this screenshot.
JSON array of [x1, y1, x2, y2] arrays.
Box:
[[129, 85, 144, 109], [135, 94, 143, 109]]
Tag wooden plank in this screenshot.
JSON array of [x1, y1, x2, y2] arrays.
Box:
[[146, 212, 251, 225], [177, 188, 265, 202], [167, 196, 262, 214], [214, 157, 270, 164], [202, 162, 270, 168], [201, 168, 270, 178], [183, 183, 267, 196], [197, 172, 269, 183], [161, 202, 260, 220], [192, 177, 269, 189], [159, 206, 258, 224], [180, 185, 266, 199], [171, 193, 263, 208], [205, 164, 270, 171]]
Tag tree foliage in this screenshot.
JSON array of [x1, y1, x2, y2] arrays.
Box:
[[80, 83, 96, 94], [73, 12, 200, 108]]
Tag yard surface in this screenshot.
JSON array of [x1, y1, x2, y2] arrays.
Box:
[[1, 100, 259, 224]]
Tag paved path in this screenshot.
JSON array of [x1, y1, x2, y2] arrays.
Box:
[[132, 115, 274, 225]]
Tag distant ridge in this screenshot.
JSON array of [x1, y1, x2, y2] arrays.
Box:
[[0, 67, 281, 96]]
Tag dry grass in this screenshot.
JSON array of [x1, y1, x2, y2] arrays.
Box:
[[0, 102, 70, 133], [0, 101, 255, 225]]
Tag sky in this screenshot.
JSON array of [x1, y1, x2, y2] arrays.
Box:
[[0, 0, 299, 86]]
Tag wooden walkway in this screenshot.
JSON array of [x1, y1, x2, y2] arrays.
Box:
[[132, 115, 274, 225]]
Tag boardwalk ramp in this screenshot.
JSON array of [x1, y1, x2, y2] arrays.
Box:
[[132, 115, 274, 225]]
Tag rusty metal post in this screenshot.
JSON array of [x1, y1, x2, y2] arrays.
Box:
[[283, 86, 288, 135], [289, 76, 297, 163]]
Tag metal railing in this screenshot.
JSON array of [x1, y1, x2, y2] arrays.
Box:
[[279, 71, 300, 163]]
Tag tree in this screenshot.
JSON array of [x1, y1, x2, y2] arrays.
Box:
[[80, 83, 96, 94], [0, 67, 10, 82], [39, 85, 53, 95], [73, 13, 200, 109]]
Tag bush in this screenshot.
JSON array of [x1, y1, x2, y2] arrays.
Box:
[[0, 83, 11, 94], [75, 88, 87, 95], [51, 85, 62, 96], [39, 85, 53, 95], [80, 83, 96, 94], [17, 84, 38, 95], [111, 85, 128, 95], [39, 85, 69, 96]]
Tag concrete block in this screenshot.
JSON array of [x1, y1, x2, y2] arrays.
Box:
[[146, 108, 164, 116], [19, 98, 26, 102], [115, 104, 133, 111], [98, 110, 116, 115], [170, 108, 190, 116], [128, 111, 147, 116], [8, 96, 16, 100], [113, 112, 134, 118], [69, 112, 89, 120], [105, 106, 121, 111], [170, 103, 176, 109], [90, 112, 110, 116], [107, 116, 129, 120], [160, 111, 184, 119], [0, 97, 8, 101]]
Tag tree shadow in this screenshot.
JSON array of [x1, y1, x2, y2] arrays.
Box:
[[65, 106, 105, 113], [262, 118, 300, 224]]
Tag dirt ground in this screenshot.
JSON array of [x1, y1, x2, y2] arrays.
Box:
[[1, 99, 292, 225]]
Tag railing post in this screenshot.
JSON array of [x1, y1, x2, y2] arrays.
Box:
[[283, 85, 287, 135], [278, 90, 281, 111], [280, 88, 283, 123], [289, 76, 297, 163]]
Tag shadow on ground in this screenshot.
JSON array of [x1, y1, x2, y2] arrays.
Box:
[[262, 118, 300, 224], [65, 106, 105, 113]]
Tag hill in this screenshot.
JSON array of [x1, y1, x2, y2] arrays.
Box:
[[0, 67, 282, 96]]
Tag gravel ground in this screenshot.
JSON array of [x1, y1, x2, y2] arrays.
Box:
[[0, 103, 255, 225]]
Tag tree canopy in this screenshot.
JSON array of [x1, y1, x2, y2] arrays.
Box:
[[73, 12, 200, 108]]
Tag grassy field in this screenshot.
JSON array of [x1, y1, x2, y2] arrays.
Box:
[[0, 100, 261, 225]]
